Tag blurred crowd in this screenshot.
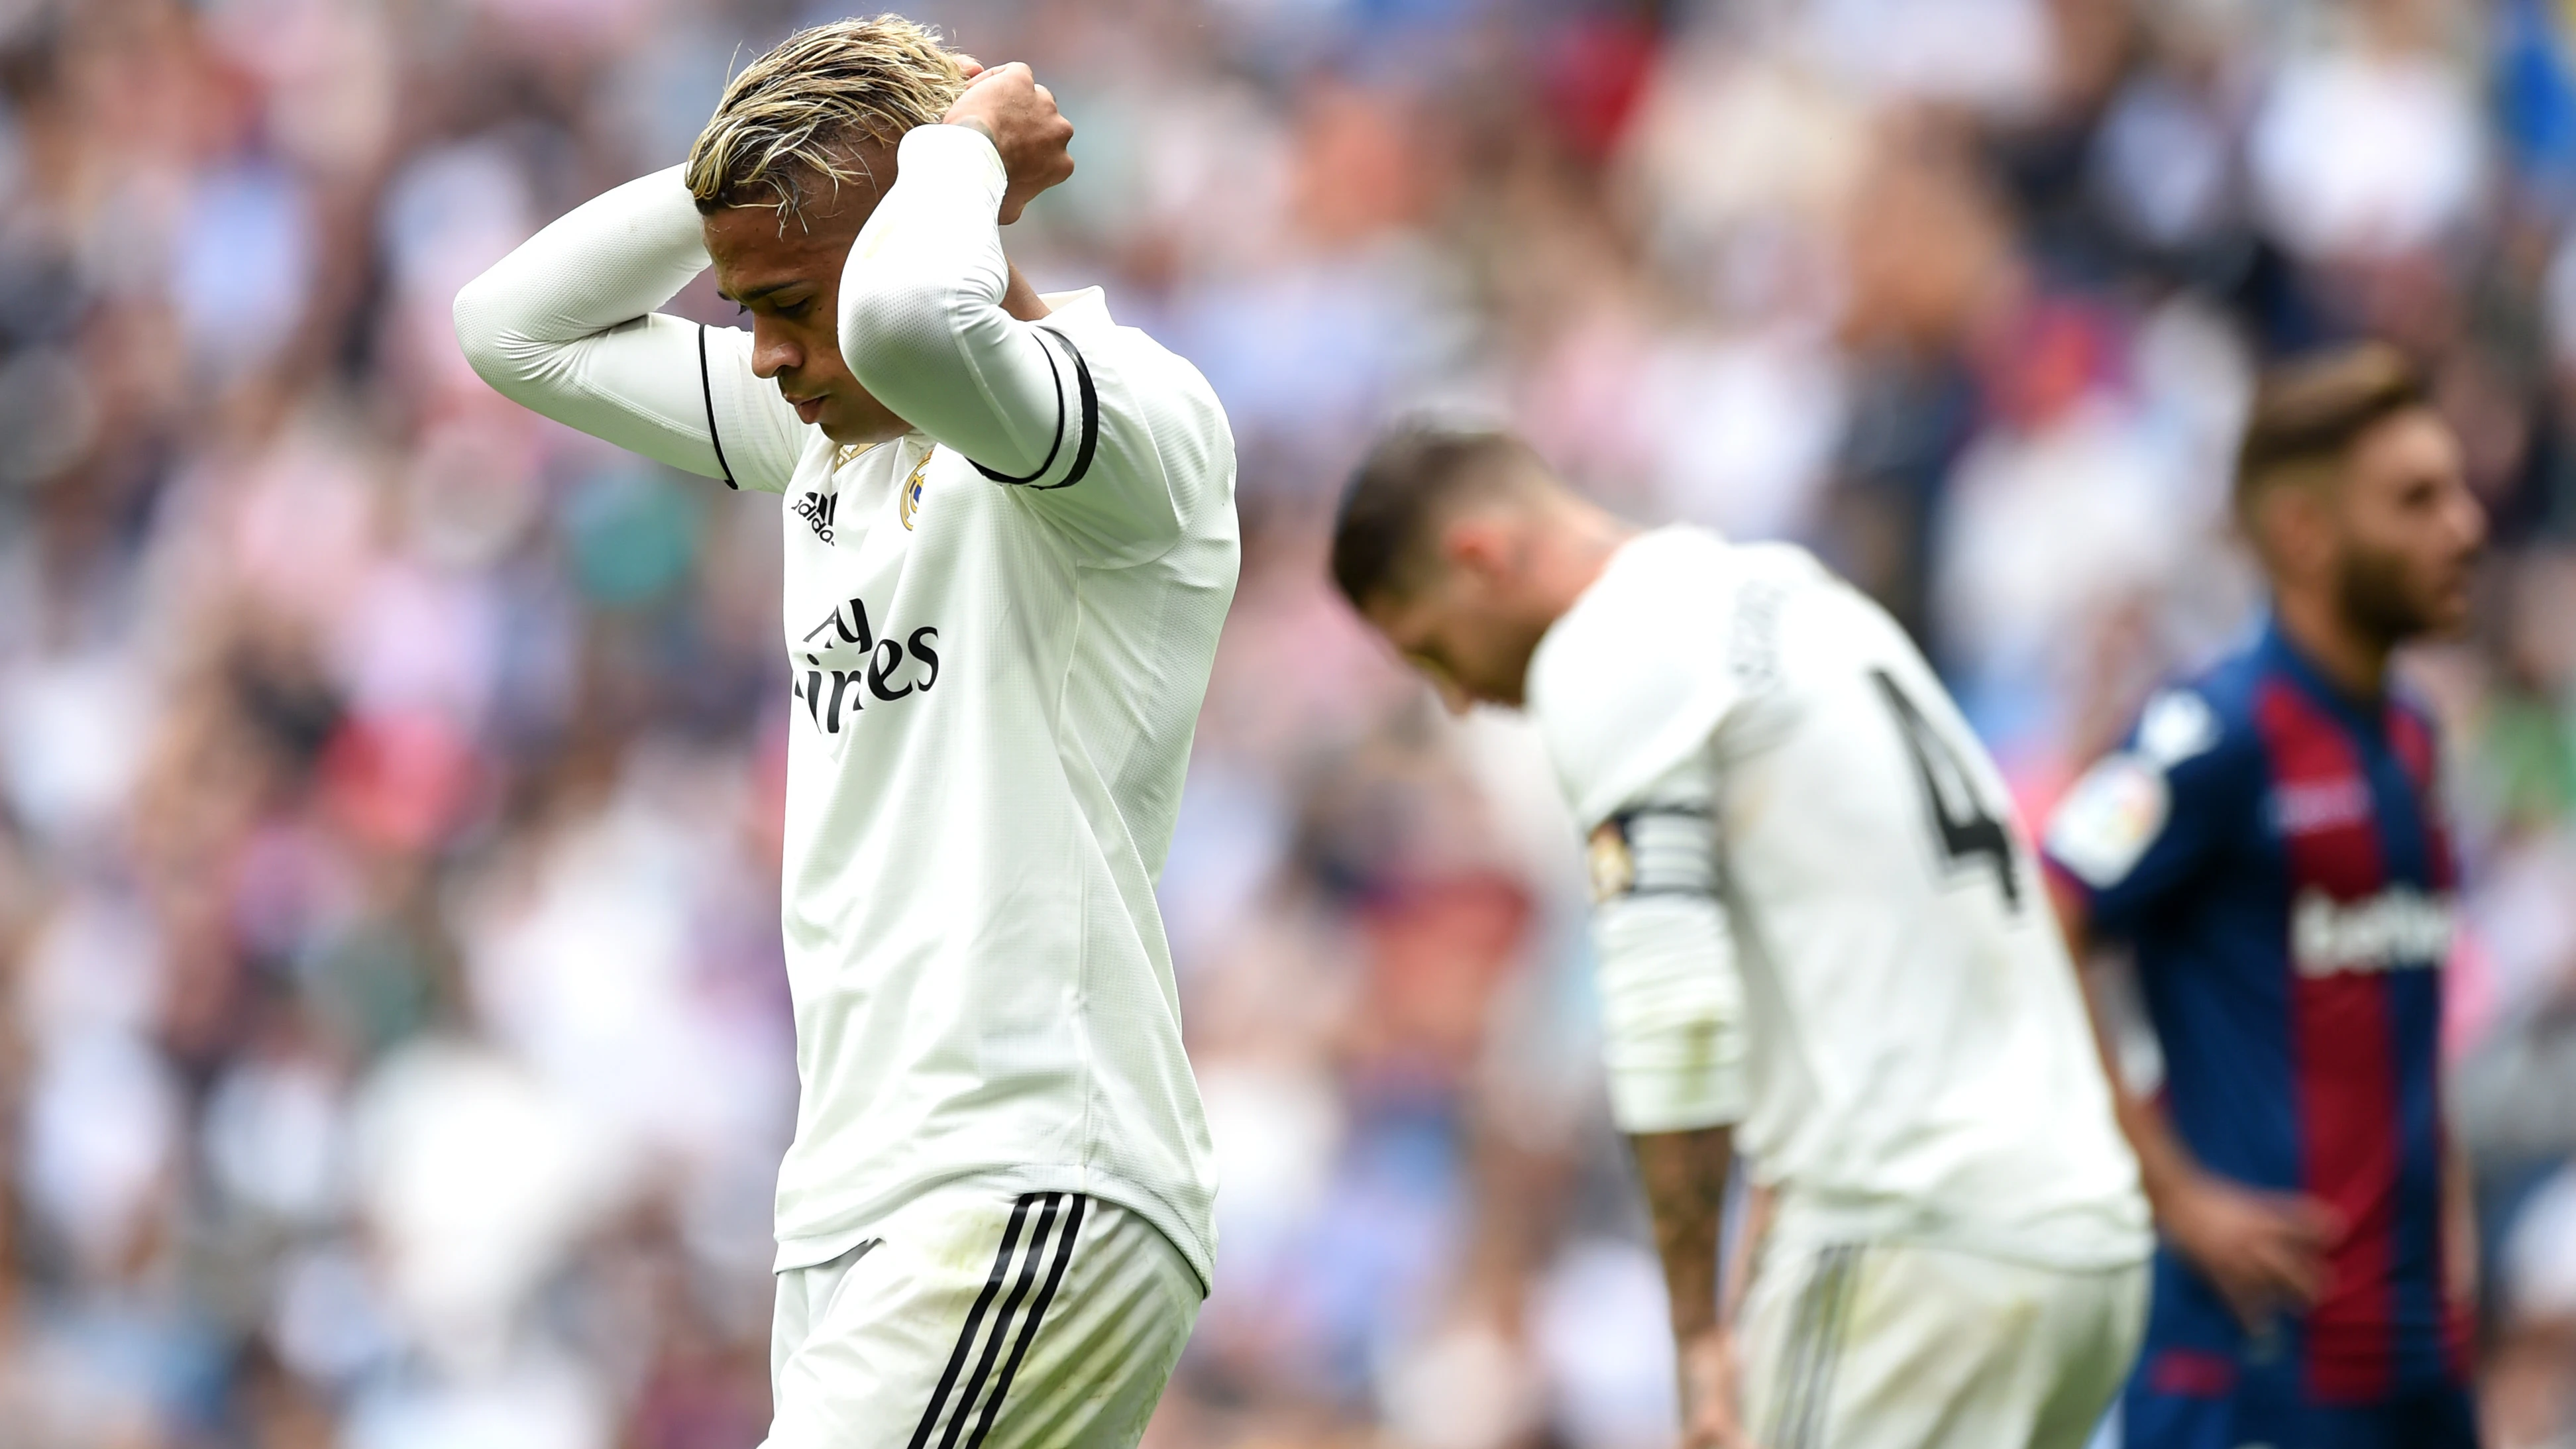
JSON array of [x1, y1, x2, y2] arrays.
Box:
[[0, 0, 2573, 1446]]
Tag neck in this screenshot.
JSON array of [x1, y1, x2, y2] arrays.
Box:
[[1533, 502, 1639, 621], [2274, 584, 2390, 700], [1002, 261, 1051, 323]]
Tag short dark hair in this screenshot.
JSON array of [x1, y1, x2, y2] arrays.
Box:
[[2235, 341, 2431, 529], [1330, 425, 1539, 608]]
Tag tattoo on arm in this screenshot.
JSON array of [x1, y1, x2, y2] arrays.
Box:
[[1630, 1126, 1734, 1339]]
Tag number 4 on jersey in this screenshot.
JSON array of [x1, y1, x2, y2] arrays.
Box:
[[1870, 669, 2022, 911]]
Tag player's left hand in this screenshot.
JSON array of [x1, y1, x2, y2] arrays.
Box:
[[941, 62, 1074, 224], [1677, 1326, 1762, 1449]]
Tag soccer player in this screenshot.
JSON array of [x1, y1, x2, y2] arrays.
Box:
[[1330, 427, 2153, 1449], [454, 21, 1237, 1449], [2043, 343, 2487, 1449]]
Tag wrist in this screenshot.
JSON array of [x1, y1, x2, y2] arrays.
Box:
[[908, 121, 1008, 203], [2141, 1155, 2211, 1221], [1668, 1299, 1725, 1341]]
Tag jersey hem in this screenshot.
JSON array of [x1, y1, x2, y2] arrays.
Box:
[[1766, 1193, 2153, 1273], [773, 1164, 1215, 1297]]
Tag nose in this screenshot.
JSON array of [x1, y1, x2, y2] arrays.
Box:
[[1434, 678, 1474, 717], [750, 321, 801, 380], [2451, 482, 2489, 558]]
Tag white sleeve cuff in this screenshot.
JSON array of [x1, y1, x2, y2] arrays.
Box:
[[1609, 1059, 1748, 1135], [894, 123, 1008, 210]]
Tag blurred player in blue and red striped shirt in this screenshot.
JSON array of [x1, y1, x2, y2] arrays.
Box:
[[2043, 343, 2489, 1449]]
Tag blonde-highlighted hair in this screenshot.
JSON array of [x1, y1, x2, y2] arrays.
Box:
[[684, 16, 974, 219]]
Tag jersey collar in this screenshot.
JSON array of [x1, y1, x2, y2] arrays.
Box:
[[2257, 614, 2388, 739]]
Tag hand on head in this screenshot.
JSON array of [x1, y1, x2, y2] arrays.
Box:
[[943, 62, 1075, 224]]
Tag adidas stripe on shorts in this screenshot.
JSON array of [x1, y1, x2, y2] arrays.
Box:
[[761, 1185, 1202, 1449], [1739, 1239, 2147, 1449]]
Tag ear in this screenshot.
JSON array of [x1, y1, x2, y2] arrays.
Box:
[[1438, 511, 1519, 587], [2261, 481, 2337, 584]]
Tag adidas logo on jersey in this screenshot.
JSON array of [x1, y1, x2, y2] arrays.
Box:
[[792, 490, 838, 543], [2292, 887, 2453, 977]]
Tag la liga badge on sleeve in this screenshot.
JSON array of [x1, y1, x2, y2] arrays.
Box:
[[2045, 753, 2169, 888]]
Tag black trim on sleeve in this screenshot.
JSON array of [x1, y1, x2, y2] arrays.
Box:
[[697, 324, 737, 490], [967, 325, 1099, 491], [967, 334, 1068, 485], [1616, 804, 1713, 823], [1601, 804, 1721, 902], [1023, 325, 1098, 492]]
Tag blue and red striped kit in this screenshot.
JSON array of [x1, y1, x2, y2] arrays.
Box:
[[2045, 620, 2479, 1449]]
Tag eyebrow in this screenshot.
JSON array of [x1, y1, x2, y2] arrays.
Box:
[[718, 280, 806, 305]]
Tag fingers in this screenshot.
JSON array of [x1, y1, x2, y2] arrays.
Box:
[[945, 63, 1068, 138], [972, 60, 1036, 95], [2255, 1195, 2337, 1307], [1686, 1413, 1764, 1449], [2281, 1196, 2345, 1248], [2243, 1231, 2325, 1309], [943, 61, 1030, 121], [941, 60, 1073, 225], [2208, 1250, 2298, 1330], [2212, 1275, 2275, 1335], [2171, 1179, 2349, 1333], [2203, 1203, 2334, 1326], [1681, 1414, 1748, 1449], [1678, 1332, 1759, 1449]]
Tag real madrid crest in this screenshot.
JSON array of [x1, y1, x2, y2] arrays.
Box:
[[899, 451, 930, 531]]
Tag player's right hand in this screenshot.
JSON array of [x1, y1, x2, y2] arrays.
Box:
[[941, 62, 1075, 225], [2162, 1171, 2341, 1330], [1677, 1326, 1762, 1449]]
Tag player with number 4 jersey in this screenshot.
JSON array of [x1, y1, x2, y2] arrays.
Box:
[[1330, 427, 2150, 1449]]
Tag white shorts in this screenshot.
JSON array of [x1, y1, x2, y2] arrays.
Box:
[[763, 1187, 1201, 1449], [1739, 1240, 2147, 1449]]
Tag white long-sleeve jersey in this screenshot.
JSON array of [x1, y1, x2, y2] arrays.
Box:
[[1530, 527, 2148, 1269], [454, 125, 1239, 1289]]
